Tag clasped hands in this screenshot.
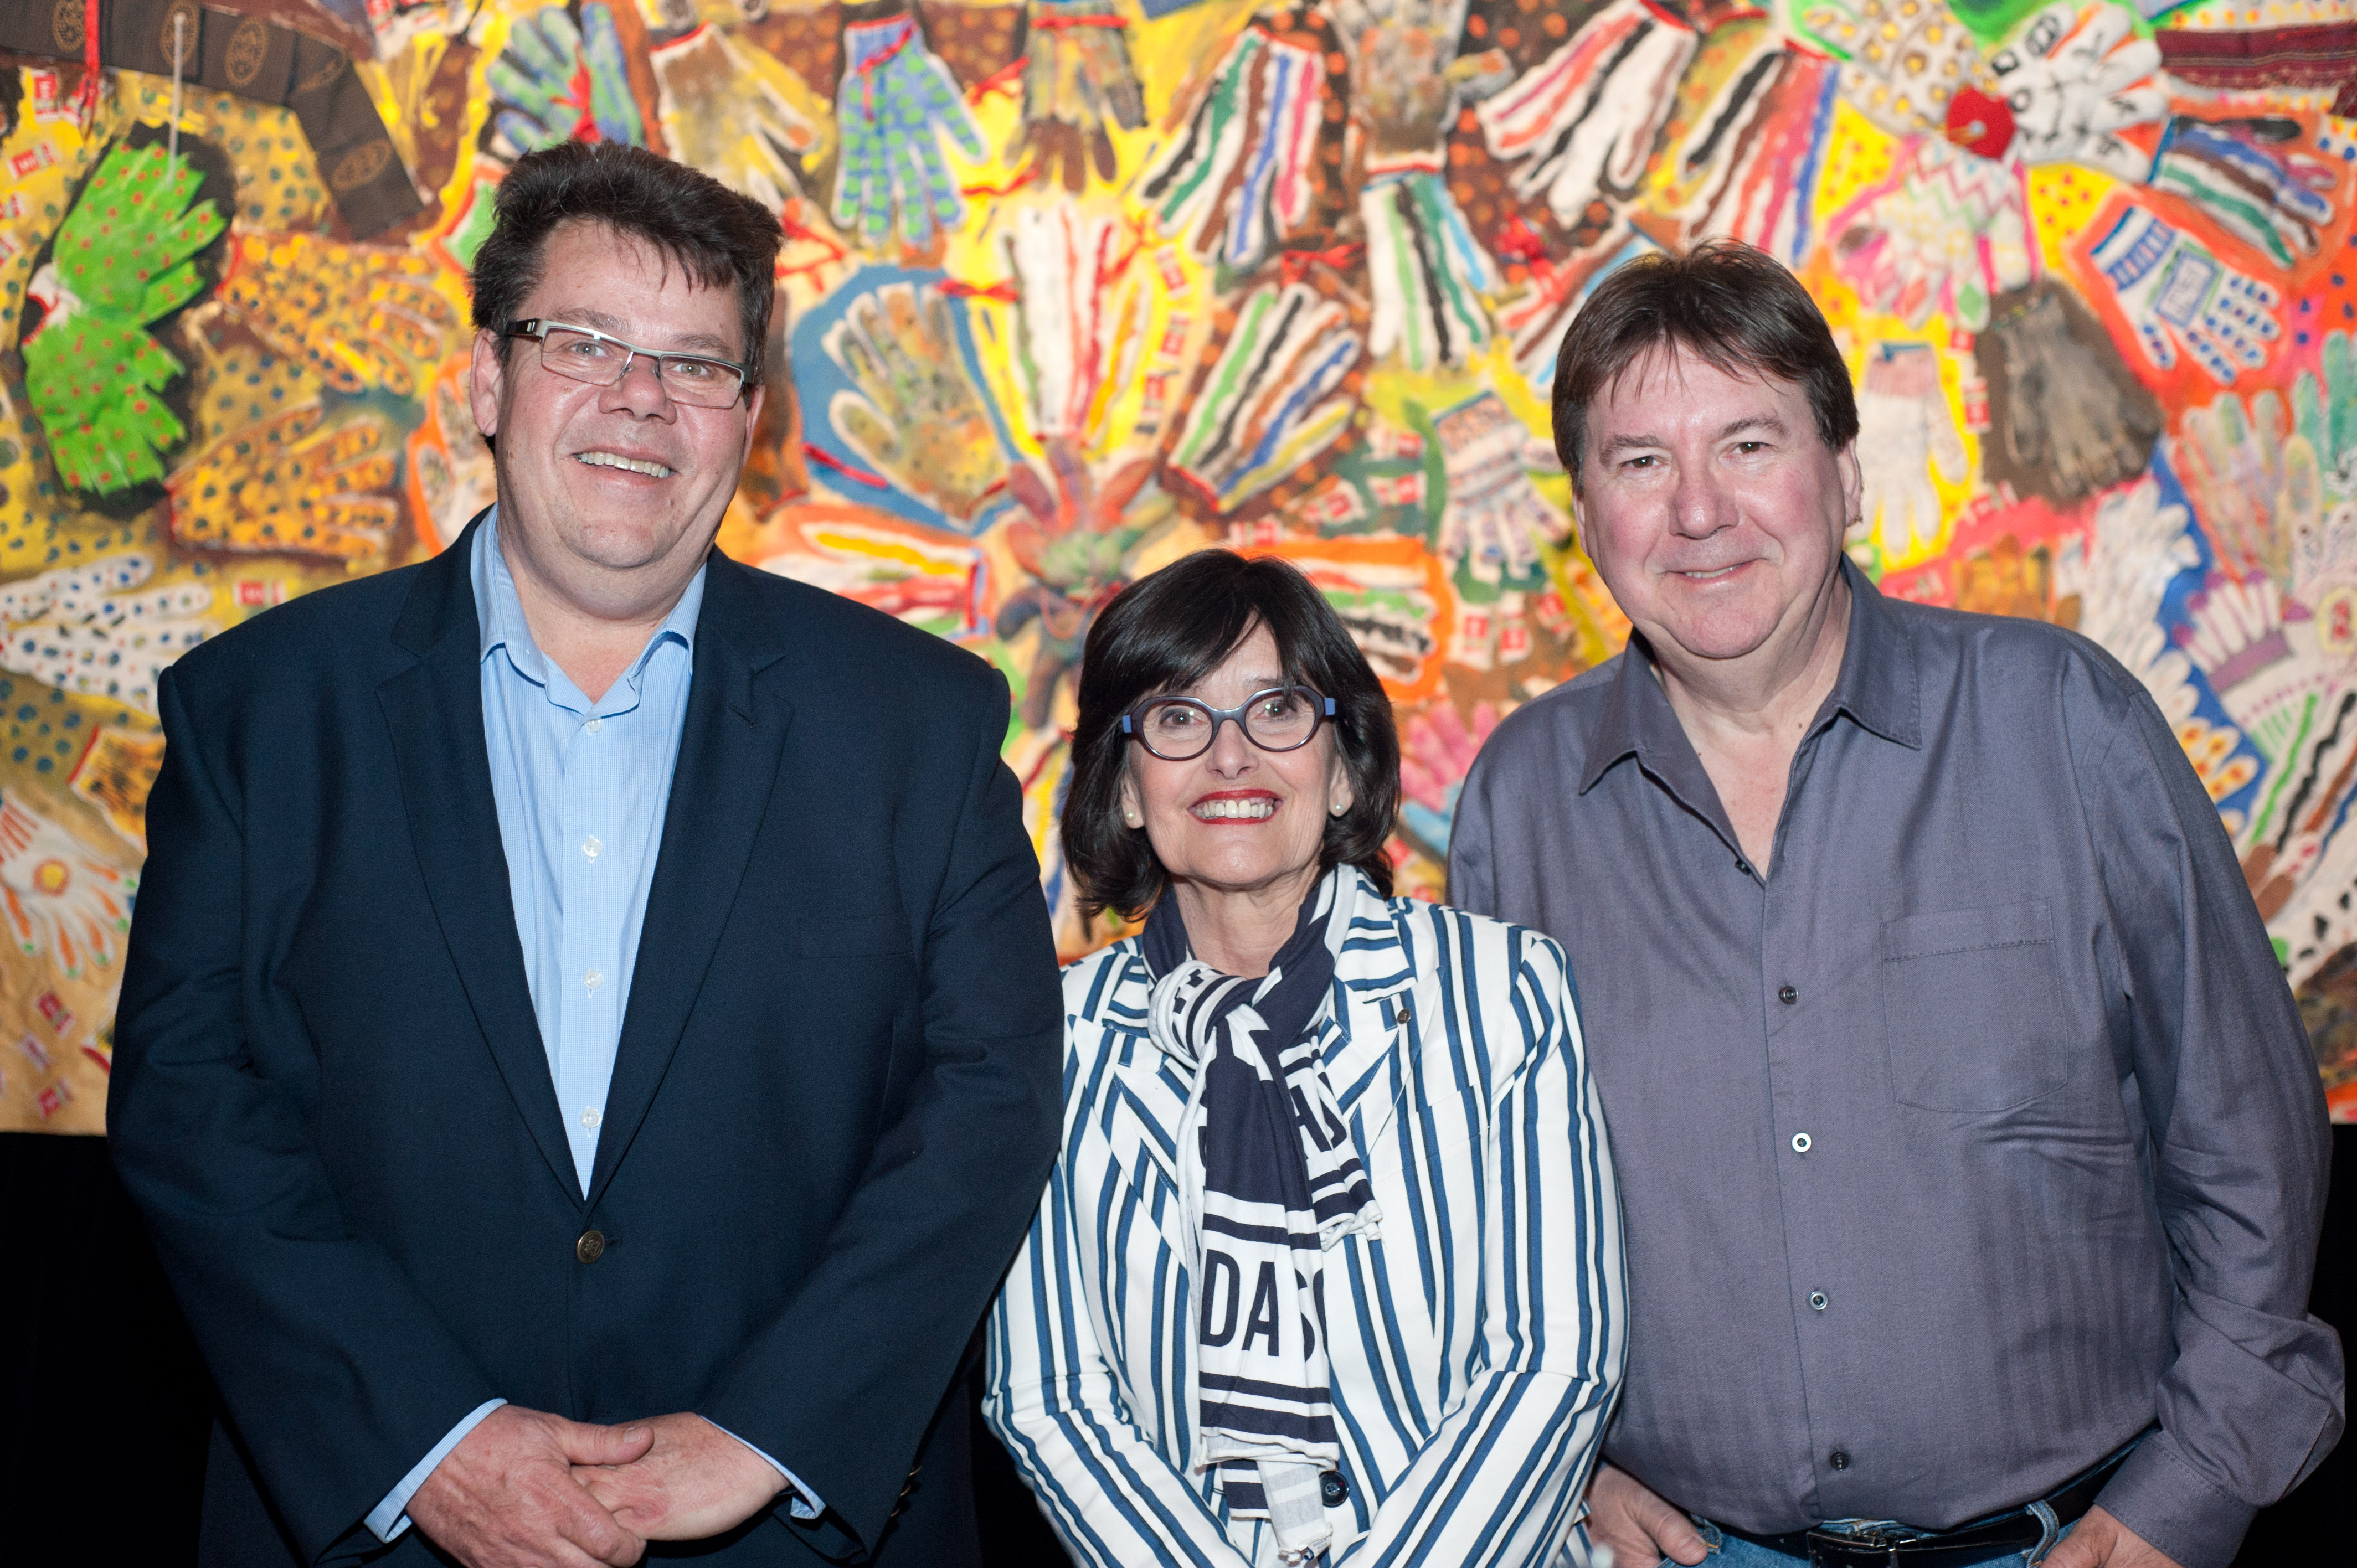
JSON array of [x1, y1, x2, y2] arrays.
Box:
[[408, 1405, 789, 1568]]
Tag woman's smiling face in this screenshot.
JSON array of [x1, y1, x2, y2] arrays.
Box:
[[1119, 622, 1353, 909]]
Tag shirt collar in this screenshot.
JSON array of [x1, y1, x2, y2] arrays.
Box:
[[472, 506, 707, 699], [1578, 555, 1921, 796]]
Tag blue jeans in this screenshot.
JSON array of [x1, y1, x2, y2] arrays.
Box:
[[1669, 1514, 2081, 1568]]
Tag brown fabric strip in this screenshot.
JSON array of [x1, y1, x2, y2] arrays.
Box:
[[0, 0, 420, 237], [2155, 22, 2357, 92]]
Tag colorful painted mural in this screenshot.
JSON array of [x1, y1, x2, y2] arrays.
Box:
[[0, 0, 2353, 1132]]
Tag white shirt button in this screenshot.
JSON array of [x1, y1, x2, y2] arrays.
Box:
[[584, 968, 604, 994], [580, 1107, 602, 1129], [1790, 1132, 1812, 1154], [581, 835, 603, 861], [584, 718, 604, 734], [1809, 1290, 1829, 1311]]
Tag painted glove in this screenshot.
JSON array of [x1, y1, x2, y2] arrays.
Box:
[[1986, 1, 2165, 183], [22, 142, 225, 495], [1977, 280, 2162, 506], [0, 792, 134, 979], [832, 12, 986, 249], [1433, 390, 1567, 584], [1854, 342, 1966, 562], [651, 24, 828, 215], [2086, 202, 2279, 384], [824, 282, 1006, 524], [2284, 331, 2357, 608], [1144, 18, 1332, 271], [1800, 0, 1981, 138], [219, 232, 460, 399], [0, 552, 213, 718], [2173, 571, 2305, 744], [1476, 0, 1698, 225], [1015, 0, 1145, 190], [2175, 384, 2315, 588], [485, 5, 643, 160], [1398, 698, 1500, 855], [1362, 167, 1499, 370], [167, 406, 400, 561], [2294, 328, 2356, 511], [1006, 206, 1126, 441], [1497, 220, 1662, 390], [1166, 281, 1362, 511], [1669, 37, 1833, 259], [2152, 115, 2337, 269], [1341, 0, 1501, 369], [1830, 138, 2032, 332]]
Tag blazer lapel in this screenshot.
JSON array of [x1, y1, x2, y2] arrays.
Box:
[[378, 513, 584, 1206], [587, 555, 793, 1204]]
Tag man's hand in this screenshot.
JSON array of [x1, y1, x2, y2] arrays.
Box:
[[1587, 1463, 1707, 1567], [408, 1404, 654, 1568], [572, 1412, 790, 1541], [2042, 1507, 2185, 1568]]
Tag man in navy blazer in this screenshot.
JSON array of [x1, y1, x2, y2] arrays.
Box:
[[108, 144, 1062, 1567]]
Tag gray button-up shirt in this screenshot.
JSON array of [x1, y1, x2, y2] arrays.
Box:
[[1449, 561, 2343, 1568]]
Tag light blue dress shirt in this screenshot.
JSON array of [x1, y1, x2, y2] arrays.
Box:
[[367, 514, 816, 1543]]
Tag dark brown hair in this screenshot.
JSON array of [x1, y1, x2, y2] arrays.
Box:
[[1062, 551, 1399, 923], [470, 142, 783, 383], [1551, 240, 1859, 493]]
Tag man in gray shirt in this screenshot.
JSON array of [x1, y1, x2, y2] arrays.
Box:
[[1449, 242, 2341, 1568]]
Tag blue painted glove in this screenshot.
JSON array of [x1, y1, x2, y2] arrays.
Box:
[[832, 12, 986, 249], [485, 5, 643, 160]]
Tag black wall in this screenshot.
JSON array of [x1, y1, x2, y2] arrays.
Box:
[[4, 1127, 2348, 1566]]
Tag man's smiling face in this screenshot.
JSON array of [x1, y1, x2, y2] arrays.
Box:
[[469, 220, 762, 608], [1576, 343, 1860, 672]]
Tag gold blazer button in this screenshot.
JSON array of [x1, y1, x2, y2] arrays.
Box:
[[576, 1229, 607, 1264]]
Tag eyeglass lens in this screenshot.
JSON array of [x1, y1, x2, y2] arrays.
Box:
[[537, 327, 744, 408], [1135, 688, 1322, 760]]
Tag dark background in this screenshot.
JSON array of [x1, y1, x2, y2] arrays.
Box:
[[4, 1126, 2345, 1566]]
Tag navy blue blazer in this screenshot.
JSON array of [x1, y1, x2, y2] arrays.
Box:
[[108, 517, 1064, 1565]]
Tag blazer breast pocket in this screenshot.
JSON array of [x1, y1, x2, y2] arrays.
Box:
[[1880, 899, 2068, 1113], [796, 914, 912, 958]]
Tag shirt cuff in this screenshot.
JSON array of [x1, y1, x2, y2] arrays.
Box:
[[707, 1420, 825, 1522], [367, 1399, 508, 1543], [2094, 1434, 2258, 1568]]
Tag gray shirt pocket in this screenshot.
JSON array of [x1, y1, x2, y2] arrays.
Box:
[[1881, 899, 2067, 1112]]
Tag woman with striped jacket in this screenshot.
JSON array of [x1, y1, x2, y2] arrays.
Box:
[[985, 550, 1627, 1567]]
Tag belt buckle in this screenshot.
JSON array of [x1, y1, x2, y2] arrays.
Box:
[[1807, 1523, 1916, 1568]]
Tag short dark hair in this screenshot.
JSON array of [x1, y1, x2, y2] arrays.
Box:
[[1063, 551, 1399, 924], [1551, 241, 1858, 493], [470, 142, 783, 381]]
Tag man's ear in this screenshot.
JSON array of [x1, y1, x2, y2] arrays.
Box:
[[1837, 441, 1866, 543], [469, 329, 507, 446], [742, 381, 766, 432]]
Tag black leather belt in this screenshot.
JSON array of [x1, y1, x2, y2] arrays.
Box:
[[1713, 1440, 2138, 1567]]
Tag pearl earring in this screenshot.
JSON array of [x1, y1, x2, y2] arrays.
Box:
[[1123, 807, 1143, 828]]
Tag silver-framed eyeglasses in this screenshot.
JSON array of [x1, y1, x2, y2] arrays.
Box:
[[503, 319, 754, 409], [1120, 685, 1336, 761]]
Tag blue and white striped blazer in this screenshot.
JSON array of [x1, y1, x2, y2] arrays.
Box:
[[985, 869, 1627, 1567]]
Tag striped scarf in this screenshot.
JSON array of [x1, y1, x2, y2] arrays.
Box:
[[1142, 868, 1383, 1565]]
